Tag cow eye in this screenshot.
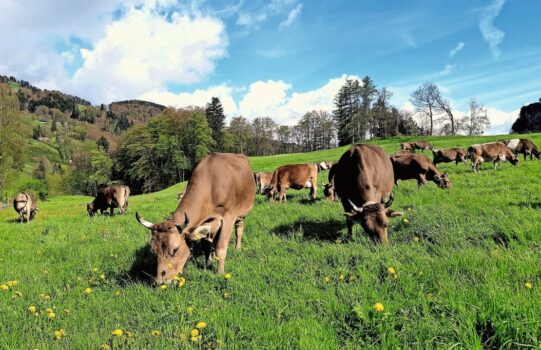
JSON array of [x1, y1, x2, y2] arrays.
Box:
[[172, 247, 179, 256]]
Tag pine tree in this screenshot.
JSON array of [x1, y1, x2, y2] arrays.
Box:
[[333, 79, 362, 145], [205, 97, 225, 151]]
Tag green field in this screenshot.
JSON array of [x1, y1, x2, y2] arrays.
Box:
[[1, 134, 540, 349]]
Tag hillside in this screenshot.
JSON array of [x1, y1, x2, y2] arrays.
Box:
[[1, 133, 540, 348]]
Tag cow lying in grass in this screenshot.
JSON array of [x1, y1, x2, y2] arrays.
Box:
[[136, 153, 256, 283], [391, 153, 451, 189], [13, 192, 38, 223]]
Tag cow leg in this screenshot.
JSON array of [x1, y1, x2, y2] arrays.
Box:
[[279, 187, 287, 202], [346, 217, 353, 238], [417, 174, 427, 186], [215, 218, 235, 274], [202, 240, 213, 268], [310, 182, 317, 200], [234, 218, 245, 251], [110, 206, 114, 216], [378, 229, 388, 245]]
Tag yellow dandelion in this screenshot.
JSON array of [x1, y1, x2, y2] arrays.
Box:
[[84, 287, 92, 294], [335, 239, 342, 244], [216, 339, 224, 346], [111, 329, 123, 337], [13, 291, 23, 298], [223, 291, 231, 299], [191, 336, 200, 343], [407, 207, 412, 211], [150, 330, 160, 337], [114, 290, 121, 297], [53, 330, 63, 340], [76, 276, 82, 282], [525, 282, 533, 289], [34, 312, 40, 317], [339, 274, 345, 281], [224, 273, 232, 280], [403, 218, 409, 224], [190, 329, 199, 337], [349, 275, 357, 282], [160, 284, 167, 290], [64, 309, 70, 314], [28, 305, 37, 313], [99, 274, 106, 280], [178, 277, 186, 287], [323, 276, 330, 283], [92, 267, 98, 273], [186, 306, 194, 314], [172, 275, 180, 281], [490, 249, 498, 257], [387, 267, 396, 275], [195, 322, 207, 330], [7, 280, 18, 287], [418, 271, 423, 276], [373, 302, 385, 312], [413, 236, 420, 242], [48, 312, 56, 319], [100, 344, 111, 350], [0, 284, 9, 291], [45, 308, 54, 313]]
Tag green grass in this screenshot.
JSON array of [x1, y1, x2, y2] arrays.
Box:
[[1, 134, 540, 349]]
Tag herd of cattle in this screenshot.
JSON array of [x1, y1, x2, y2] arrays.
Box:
[[11, 138, 539, 283]]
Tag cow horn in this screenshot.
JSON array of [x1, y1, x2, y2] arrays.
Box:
[[347, 199, 363, 213], [383, 192, 395, 208], [136, 212, 154, 229], [175, 213, 189, 232]]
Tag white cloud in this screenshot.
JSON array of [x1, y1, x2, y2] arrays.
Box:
[[449, 42, 465, 57], [479, 0, 506, 59], [71, 6, 227, 103], [279, 4, 302, 30], [436, 64, 455, 77], [140, 85, 238, 116], [236, 0, 299, 30]]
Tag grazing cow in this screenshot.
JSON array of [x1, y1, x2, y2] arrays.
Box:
[[87, 185, 130, 217], [432, 148, 468, 165], [505, 138, 540, 161], [323, 164, 338, 201], [391, 153, 451, 189], [267, 163, 318, 202], [400, 141, 433, 153], [254, 172, 273, 194], [333, 144, 403, 243], [135, 153, 256, 283], [468, 142, 519, 173], [317, 161, 334, 171], [13, 192, 38, 223]]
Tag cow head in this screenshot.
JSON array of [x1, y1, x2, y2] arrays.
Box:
[[508, 155, 519, 165], [136, 212, 220, 285], [344, 196, 402, 243], [86, 203, 96, 217], [323, 183, 335, 201], [29, 208, 39, 221], [434, 171, 451, 189]]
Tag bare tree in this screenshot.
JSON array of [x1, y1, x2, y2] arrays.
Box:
[[434, 94, 457, 135], [461, 98, 490, 136], [410, 82, 439, 136]]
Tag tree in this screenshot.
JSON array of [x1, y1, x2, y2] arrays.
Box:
[[183, 111, 215, 165], [461, 98, 490, 136], [33, 159, 47, 180], [360, 76, 377, 138], [228, 116, 253, 154], [372, 88, 395, 137], [333, 79, 362, 145], [205, 97, 226, 151], [276, 125, 292, 153], [251, 117, 277, 156], [96, 136, 109, 152], [410, 82, 439, 136], [511, 99, 541, 133], [397, 109, 421, 136], [433, 93, 457, 135]]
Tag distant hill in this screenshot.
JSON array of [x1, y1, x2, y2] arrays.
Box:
[[109, 100, 166, 123]]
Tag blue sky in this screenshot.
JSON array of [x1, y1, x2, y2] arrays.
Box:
[[1, 0, 540, 134]]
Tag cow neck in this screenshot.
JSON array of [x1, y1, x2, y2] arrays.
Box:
[[172, 187, 212, 228]]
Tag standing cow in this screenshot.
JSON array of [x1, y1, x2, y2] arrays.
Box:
[[87, 185, 130, 217], [135, 153, 256, 283], [317, 161, 334, 171], [400, 141, 433, 153], [505, 138, 540, 161], [468, 142, 519, 172], [13, 192, 38, 223], [432, 148, 468, 165], [254, 172, 273, 194], [333, 144, 403, 243], [323, 164, 338, 201], [391, 153, 451, 189], [267, 163, 318, 202]]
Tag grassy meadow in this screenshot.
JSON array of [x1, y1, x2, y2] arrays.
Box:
[[1, 134, 540, 349]]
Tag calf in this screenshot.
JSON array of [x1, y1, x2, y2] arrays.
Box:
[[505, 138, 540, 161], [254, 172, 273, 194], [13, 192, 38, 223], [432, 148, 468, 165], [391, 153, 451, 189], [267, 163, 318, 202], [468, 142, 519, 172], [400, 140, 433, 153], [87, 185, 130, 217]]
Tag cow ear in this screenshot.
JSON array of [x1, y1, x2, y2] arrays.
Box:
[[434, 174, 441, 181], [386, 208, 403, 217], [188, 225, 212, 241]]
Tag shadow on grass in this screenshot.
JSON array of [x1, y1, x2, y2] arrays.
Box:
[[508, 201, 541, 210], [272, 218, 344, 242], [121, 244, 156, 286]]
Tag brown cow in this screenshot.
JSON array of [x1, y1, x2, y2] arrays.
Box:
[[323, 164, 338, 201], [317, 161, 334, 171], [267, 163, 318, 202], [13, 192, 38, 223], [87, 185, 130, 217], [391, 153, 451, 189], [468, 142, 519, 173], [432, 148, 468, 165], [400, 140, 433, 153], [254, 171, 273, 194], [505, 138, 540, 161], [333, 144, 403, 243], [135, 153, 256, 283]]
